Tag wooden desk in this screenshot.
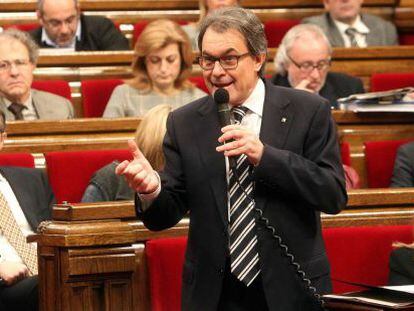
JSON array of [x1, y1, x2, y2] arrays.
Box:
[[35, 188, 414, 310]]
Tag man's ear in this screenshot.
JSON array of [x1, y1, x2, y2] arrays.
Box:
[[36, 10, 44, 26], [254, 53, 266, 73]]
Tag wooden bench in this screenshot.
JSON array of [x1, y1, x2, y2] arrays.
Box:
[[34, 188, 414, 310]]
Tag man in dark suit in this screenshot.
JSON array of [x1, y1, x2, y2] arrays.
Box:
[[30, 0, 129, 51], [117, 7, 347, 311], [271, 24, 364, 109], [302, 0, 397, 47], [0, 111, 55, 311], [390, 141, 414, 187]]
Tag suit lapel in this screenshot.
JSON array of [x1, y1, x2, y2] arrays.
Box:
[[325, 13, 345, 47], [194, 97, 228, 227], [257, 81, 293, 211]]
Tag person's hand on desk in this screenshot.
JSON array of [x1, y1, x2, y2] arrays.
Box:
[[217, 124, 264, 166], [116, 140, 159, 194], [0, 262, 28, 286]]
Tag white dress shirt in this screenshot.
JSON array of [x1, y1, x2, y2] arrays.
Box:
[[4, 92, 38, 120], [0, 173, 35, 264], [333, 15, 370, 47]]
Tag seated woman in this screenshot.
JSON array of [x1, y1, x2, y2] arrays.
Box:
[[390, 141, 414, 187], [82, 104, 171, 202], [103, 20, 206, 118], [182, 0, 239, 49]]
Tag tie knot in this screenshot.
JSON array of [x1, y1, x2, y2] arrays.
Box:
[[8, 103, 26, 120], [345, 27, 357, 36], [232, 106, 248, 124]]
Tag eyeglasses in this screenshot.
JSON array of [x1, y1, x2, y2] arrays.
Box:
[[43, 14, 78, 28], [0, 59, 30, 72], [198, 52, 251, 71], [287, 54, 331, 74]]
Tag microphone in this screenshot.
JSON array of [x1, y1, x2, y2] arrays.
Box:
[[214, 88, 237, 170]]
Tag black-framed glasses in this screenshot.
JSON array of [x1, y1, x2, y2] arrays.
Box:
[[198, 52, 251, 71], [287, 54, 331, 74]]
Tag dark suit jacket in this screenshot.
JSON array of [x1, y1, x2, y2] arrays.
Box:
[[302, 13, 398, 47], [0, 166, 54, 231], [136, 80, 347, 311], [391, 141, 414, 187], [30, 14, 129, 51], [270, 72, 365, 109], [389, 247, 414, 285]]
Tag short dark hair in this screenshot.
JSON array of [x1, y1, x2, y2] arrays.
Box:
[[197, 7, 267, 76]]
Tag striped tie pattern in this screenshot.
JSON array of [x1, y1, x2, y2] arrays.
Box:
[[0, 191, 38, 275], [345, 27, 359, 47], [228, 106, 260, 286]]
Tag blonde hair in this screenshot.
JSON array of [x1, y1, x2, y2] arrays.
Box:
[[134, 104, 172, 171], [128, 19, 194, 91]]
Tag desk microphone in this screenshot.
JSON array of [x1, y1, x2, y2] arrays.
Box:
[[214, 88, 237, 170]]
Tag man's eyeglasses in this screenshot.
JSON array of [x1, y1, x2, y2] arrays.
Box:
[[0, 59, 30, 72], [43, 14, 78, 28], [287, 54, 331, 74], [198, 53, 251, 71]]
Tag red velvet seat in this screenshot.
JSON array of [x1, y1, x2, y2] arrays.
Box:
[[145, 225, 413, 309], [188, 76, 209, 94], [44, 149, 131, 203], [146, 237, 187, 311], [399, 33, 414, 45], [3, 23, 39, 32], [364, 139, 412, 188], [81, 79, 123, 117], [370, 72, 414, 92], [340, 142, 351, 166], [264, 19, 300, 48], [323, 225, 413, 293], [0, 153, 35, 168], [32, 80, 72, 101]]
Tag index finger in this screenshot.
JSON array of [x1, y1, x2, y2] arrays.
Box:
[[128, 139, 145, 160]]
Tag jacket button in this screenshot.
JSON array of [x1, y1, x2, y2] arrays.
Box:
[[219, 268, 224, 275]]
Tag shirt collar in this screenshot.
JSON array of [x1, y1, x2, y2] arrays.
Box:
[[41, 19, 82, 48], [333, 14, 370, 35], [235, 78, 265, 117]]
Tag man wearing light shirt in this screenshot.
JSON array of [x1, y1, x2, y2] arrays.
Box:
[[30, 0, 129, 51], [302, 0, 398, 47], [0, 111, 55, 311]]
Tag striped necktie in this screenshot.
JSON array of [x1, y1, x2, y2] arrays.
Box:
[[228, 106, 260, 286], [345, 27, 359, 47], [8, 103, 26, 120], [0, 190, 38, 275]]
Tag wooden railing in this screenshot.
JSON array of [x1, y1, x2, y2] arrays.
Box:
[[35, 187, 414, 310]]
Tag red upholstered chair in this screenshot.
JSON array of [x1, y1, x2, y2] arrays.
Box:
[[132, 20, 190, 47], [399, 33, 414, 45], [44, 149, 131, 203], [364, 139, 412, 188], [188, 76, 209, 94], [3, 23, 39, 32], [146, 237, 187, 311], [340, 142, 351, 166], [32, 80, 72, 101], [264, 19, 300, 48], [370, 72, 414, 92], [323, 225, 413, 294], [81, 79, 123, 117], [0, 153, 35, 168]]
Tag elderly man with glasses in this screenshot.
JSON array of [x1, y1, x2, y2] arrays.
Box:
[[30, 0, 129, 51], [271, 24, 364, 109]]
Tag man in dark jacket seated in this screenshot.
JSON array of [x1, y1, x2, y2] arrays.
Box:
[[30, 0, 129, 51], [270, 24, 364, 109]]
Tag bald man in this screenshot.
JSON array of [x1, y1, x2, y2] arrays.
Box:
[[30, 0, 129, 51]]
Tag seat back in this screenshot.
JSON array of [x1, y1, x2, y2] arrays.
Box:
[[399, 33, 414, 45], [324, 225, 413, 293], [81, 79, 123, 117], [32, 80, 72, 101], [44, 149, 131, 203], [370, 72, 414, 92], [340, 142, 351, 166], [264, 19, 300, 48], [0, 153, 35, 168], [188, 76, 209, 94], [3, 23, 39, 32], [364, 140, 411, 188], [146, 237, 187, 311]]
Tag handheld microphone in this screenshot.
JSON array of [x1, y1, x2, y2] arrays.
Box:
[[214, 88, 237, 170]]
